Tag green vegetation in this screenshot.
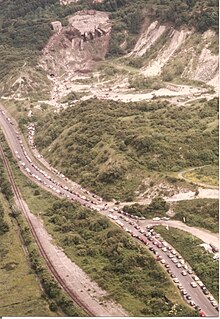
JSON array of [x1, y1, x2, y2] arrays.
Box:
[[34, 97, 218, 201], [123, 197, 169, 218], [173, 198, 219, 233], [0, 156, 56, 316], [183, 165, 219, 187], [94, 0, 219, 56], [15, 211, 86, 317], [1, 134, 197, 317], [154, 226, 219, 300]]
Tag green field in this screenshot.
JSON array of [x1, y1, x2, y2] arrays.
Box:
[[0, 193, 56, 317], [154, 226, 219, 300]]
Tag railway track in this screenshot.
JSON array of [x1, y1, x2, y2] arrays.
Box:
[[0, 143, 94, 317]]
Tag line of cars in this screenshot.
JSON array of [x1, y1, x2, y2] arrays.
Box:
[[108, 211, 218, 316], [1, 110, 218, 316]]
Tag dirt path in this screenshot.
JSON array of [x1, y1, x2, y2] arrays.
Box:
[[177, 166, 218, 189], [140, 219, 219, 248]]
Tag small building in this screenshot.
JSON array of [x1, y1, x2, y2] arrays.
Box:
[[51, 21, 62, 33]]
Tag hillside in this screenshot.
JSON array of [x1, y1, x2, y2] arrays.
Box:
[[0, 0, 218, 104], [34, 97, 218, 201]]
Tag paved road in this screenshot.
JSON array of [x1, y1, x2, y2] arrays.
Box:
[[139, 220, 219, 249], [0, 108, 218, 317]]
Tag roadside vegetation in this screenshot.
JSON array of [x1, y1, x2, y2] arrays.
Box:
[[0, 156, 57, 316], [1, 135, 197, 317], [173, 199, 219, 233], [34, 97, 218, 201], [154, 226, 219, 300], [123, 197, 169, 218]]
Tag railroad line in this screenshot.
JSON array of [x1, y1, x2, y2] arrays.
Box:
[[0, 143, 94, 317]]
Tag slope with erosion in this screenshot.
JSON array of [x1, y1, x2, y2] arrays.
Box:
[[37, 14, 218, 111]]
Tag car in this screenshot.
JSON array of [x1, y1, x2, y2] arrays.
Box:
[[181, 271, 187, 276], [167, 269, 172, 274], [208, 296, 214, 302], [192, 275, 200, 281], [156, 255, 162, 261], [162, 247, 167, 252], [157, 243, 162, 248], [168, 253, 173, 258], [190, 282, 197, 288], [170, 273, 176, 278], [202, 289, 209, 295], [177, 284, 183, 290], [199, 310, 206, 317], [211, 301, 218, 307], [165, 264, 170, 268], [187, 269, 193, 274], [173, 278, 179, 283], [189, 301, 195, 307], [186, 295, 192, 300], [153, 217, 160, 221], [197, 281, 204, 288], [176, 263, 182, 268], [160, 259, 166, 264], [172, 258, 178, 263], [201, 286, 207, 291], [181, 290, 187, 295]]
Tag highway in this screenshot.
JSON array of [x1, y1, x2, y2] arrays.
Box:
[[0, 107, 218, 317]]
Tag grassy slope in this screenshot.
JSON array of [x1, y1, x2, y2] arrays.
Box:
[[34, 97, 218, 201], [173, 198, 219, 233], [154, 226, 219, 300], [2, 142, 197, 317], [0, 192, 55, 316]]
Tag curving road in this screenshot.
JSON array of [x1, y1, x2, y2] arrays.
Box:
[[178, 166, 219, 190], [139, 220, 219, 249], [0, 107, 218, 317]]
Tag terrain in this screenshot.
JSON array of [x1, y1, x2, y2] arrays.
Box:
[[0, 0, 219, 317]]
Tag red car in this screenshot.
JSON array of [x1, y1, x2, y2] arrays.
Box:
[[199, 311, 206, 317]]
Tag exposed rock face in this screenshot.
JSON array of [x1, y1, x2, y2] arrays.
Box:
[[42, 10, 111, 76]]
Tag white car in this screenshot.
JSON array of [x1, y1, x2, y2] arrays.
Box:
[[153, 217, 161, 221], [190, 282, 197, 288]]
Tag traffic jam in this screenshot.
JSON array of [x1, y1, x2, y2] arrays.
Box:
[[108, 210, 219, 316], [0, 110, 219, 317]]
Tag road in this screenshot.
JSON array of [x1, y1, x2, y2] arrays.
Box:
[[0, 108, 218, 317], [0, 144, 127, 317], [139, 220, 219, 249]]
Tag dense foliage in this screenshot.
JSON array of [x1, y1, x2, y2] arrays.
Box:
[[39, 198, 197, 316], [123, 197, 169, 218], [173, 198, 219, 232], [93, 0, 219, 55], [155, 226, 219, 300], [35, 97, 218, 201], [0, 157, 13, 234]]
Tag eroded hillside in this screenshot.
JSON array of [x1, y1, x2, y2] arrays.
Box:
[[35, 12, 218, 110]]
